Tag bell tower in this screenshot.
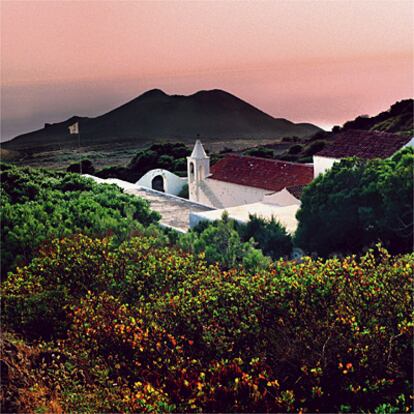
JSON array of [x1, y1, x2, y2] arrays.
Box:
[[187, 139, 210, 202]]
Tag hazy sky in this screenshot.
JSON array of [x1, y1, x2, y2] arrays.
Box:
[[1, 0, 413, 141]]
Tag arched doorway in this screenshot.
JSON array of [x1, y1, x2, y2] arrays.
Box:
[[151, 175, 165, 192]]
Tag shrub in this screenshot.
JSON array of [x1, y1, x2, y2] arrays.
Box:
[[66, 158, 95, 174], [295, 148, 414, 256], [94, 143, 192, 182], [244, 147, 274, 158], [1, 234, 196, 338], [178, 214, 271, 272], [303, 140, 326, 157], [189, 214, 292, 262], [0, 163, 159, 275], [177, 183, 189, 199], [95, 165, 130, 181], [288, 144, 303, 155], [2, 234, 413, 412], [238, 214, 292, 259]]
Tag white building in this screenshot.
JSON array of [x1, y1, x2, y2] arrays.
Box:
[[187, 140, 313, 209], [136, 168, 186, 195]]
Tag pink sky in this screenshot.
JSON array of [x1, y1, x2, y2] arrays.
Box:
[[1, 0, 413, 140]]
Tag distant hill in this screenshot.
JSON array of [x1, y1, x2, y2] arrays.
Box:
[[2, 89, 321, 152], [268, 98, 413, 164], [338, 98, 413, 136]]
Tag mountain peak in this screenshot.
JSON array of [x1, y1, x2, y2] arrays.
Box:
[[139, 89, 168, 98], [192, 89, 234, 99]]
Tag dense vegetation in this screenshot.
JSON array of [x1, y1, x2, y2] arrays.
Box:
[[2, 234, 413, 413], [66, 159, 96, 175], [95, 143, 191, 182], [179, 213, 292, 270], [295, 148, 414, 256], [1, 162, 413, 413], [0, 163, 159, 276], [178, 214, 271, 272]]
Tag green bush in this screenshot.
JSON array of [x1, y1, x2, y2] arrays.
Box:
[[178, 213, 271, 272], [295, 148, 414, 256], [303, 140, 326, 156], [0, 163, 159, 275], [238, 214, 292, 259], [288, 144, 303, 155], [189, 214, 292, 262], [177, 183, 189, 199], [244, 147, 274, 158], [94, 143, 192, 182], [66, 158, 95, 174]]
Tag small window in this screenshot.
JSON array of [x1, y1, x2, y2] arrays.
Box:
[[189, 162, 195, 182]]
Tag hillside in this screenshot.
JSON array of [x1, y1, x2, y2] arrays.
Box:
[[267, 98, 414, 164], [2, 89, 321, 152], [339, 98, 413, 135]]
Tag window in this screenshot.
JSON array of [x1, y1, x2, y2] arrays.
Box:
[[189, 162, 195, 182]]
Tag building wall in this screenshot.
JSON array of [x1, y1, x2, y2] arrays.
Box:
[[313, 155, 340, 177], [136, 169, 187, 196], [187, 156, 210, 201], [190, 202, 300, 234], [192, 178, 271, 209], [262, 188, 300, 206]]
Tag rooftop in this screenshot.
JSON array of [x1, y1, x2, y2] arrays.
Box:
[[190, 139, 209, 159], [286, 184, 308, 200], [209, 154, 313, 192], [317, 129, 412, 159], [84, 175, 213, 232], [191, 202, 300, 234]]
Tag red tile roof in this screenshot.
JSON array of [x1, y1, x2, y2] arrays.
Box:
[[317, 129, 411, 159], [209, 154, 313, 192], [286, 184, 307, 200]]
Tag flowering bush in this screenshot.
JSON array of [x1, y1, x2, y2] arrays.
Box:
[[2, 235, 413, 412]]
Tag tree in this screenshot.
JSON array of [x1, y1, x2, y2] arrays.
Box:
[[178, 213, 270, 272], [66, 159, 95, 174], [0, 163, 159, 276], [375, 149, 414, 249], [288, 144, 303, 155], [96, 143, 192, 182], [177, 184, 189, 199], [295, 148, 414, 256], [244, 147, 274, 158], [158, 154, 174, 170], [238, 215, 292, 260]]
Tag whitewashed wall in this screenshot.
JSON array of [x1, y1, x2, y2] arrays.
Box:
[[312, 155, 339, 177], [191, 178, 271, 209], [262, 188, 300, 206], [136, 169, 187, 196]]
